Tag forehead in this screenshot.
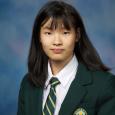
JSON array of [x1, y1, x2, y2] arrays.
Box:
[[41, 17, 73, 30]]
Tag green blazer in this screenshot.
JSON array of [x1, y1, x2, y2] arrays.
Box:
[[17, 63, 115, 115]]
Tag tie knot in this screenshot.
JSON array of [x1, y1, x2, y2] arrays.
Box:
[[50, 77, 60, 88]]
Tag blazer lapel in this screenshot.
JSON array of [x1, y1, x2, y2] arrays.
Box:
[[59, 63, 92, 115]]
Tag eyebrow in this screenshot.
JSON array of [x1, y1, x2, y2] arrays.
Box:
[[42, 26, 52, 30]]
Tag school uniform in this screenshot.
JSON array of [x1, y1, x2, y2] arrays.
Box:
[[17, 56, 115, 115]]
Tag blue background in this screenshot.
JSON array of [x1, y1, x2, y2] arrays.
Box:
[[0, 0, 115, 115]]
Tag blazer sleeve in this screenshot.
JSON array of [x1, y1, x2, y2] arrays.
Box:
[[17, 76, 27, 115], [97, 74, 115, 115]]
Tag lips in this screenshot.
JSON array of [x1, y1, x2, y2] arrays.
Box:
[[51, 48, 64, 54]]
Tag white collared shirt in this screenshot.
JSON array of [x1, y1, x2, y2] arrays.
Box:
[[42, 55, 78, 115]]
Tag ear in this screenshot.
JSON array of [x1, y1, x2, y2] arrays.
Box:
[[76, 28, 81, 42]]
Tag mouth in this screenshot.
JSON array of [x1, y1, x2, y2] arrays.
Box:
[[51, 48, 64, 54]]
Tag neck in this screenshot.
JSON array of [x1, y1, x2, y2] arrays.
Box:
[[49, 55, 73, 76]]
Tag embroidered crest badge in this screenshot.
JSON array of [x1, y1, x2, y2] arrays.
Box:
[[73, 108, 87, 115]]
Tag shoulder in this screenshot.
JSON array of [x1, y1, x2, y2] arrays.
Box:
[[79, 63, 115, 89], [92, 71, 115, 108], [91, 70, 115, 98], [19, 73, 37, 93], [20, 73, 30, 88], [91, 70, 115, 83], [82, 62, 115, 87], [19, 73, 30, 94], [19, 73, 43, 91]]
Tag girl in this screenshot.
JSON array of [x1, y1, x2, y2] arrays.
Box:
[[17, 1, 115, 115]]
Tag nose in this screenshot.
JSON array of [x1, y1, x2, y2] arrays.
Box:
[[53, 33, 62, 46]]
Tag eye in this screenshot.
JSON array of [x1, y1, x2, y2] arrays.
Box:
[[63, 31, 70, 35], [44, 32, 52, 35]]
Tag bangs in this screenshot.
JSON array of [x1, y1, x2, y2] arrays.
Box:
[[41, 15, 74, 30]]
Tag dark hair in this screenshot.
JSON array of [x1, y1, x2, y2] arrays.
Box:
[[28, 1, 110, 87]]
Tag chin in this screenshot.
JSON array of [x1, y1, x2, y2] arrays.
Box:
[[49, 56, 65, 62]]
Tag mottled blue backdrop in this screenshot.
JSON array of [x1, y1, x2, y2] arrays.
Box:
[[0, 0, 115, 115]]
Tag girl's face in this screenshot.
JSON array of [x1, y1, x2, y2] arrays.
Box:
[[40, 18, 79, 63]]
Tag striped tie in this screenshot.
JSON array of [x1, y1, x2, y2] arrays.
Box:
[[43, 77, 60, 115]]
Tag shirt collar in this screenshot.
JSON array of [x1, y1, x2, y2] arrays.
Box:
[[45, 54, 78, 88]]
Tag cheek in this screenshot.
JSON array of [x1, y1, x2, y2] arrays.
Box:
[[41, 40, 48, 47], [41, 41, 49, 52], [65, 38, 76, 49], [68, 43, 76, 52], [40, 36, 50, 48], [40, 39, 52, 56]]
